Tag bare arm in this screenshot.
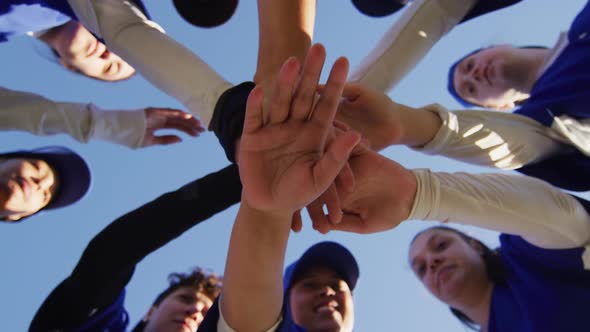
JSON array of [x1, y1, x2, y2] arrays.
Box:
[[221, 45, 358, 331]]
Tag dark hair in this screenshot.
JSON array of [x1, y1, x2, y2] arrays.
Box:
[[447, 45, 550, 108], [411, 226, 507, 331], [153, 267, 222, 306], [131, 267, 222, 332]]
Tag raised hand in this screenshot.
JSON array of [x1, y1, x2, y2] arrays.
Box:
[[335, 83, 443, 150], [310, 145, 418, 234], [335, 83, 403, 151], [238, 44, 361, 217], [142, 108, 205, 147]]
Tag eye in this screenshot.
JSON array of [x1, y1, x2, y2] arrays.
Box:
[[435, 240, 448, 252], [415, 264, 426, 278], [466, 59, 474, 72], [466, 83, 476, 96], [179, 294, 196, 304], [302, 280, 322, 290]]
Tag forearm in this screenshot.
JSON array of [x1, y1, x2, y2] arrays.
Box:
[[408, 169, 590, 249], [0, 87, 146, 147], [68, 0, 232, 126], [396, 102, 442, 148], [350, 0, 477, 92], [221, 202, 291, 332], [413, 104, 566, 169]]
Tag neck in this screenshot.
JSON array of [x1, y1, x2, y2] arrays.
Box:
[[452, 282, 494, 330], [520, 48, 551, 93]]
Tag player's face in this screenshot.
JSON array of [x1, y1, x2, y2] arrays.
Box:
[[51, 21, 135, 81], [409, 229, 489, 306], [144, 287, 213, 332], [453, 45, 529, 110], [0, 158, 58, 221], [289, 267, 354, 332]]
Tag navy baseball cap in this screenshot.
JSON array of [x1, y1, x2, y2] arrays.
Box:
[[284, 241, 360, 291], [351, 0, 408, 18], [0, 146, 91, 211], [173, 0, 238, 28]]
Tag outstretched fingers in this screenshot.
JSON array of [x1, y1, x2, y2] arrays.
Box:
[[309, 56, 349, 132], [243, 86, 265, 134], [267, 57, 301, 125], [291, 44, 326, 121]]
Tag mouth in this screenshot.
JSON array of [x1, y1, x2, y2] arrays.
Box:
[[175, 320, 194, 332], [436, 265, 455, 289], [314, 300, 340, 315], [484, 62, 494, 85]]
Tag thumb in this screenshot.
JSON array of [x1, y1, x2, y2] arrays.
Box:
[[340, 83, 364, 102], [312, 130, 360, 192], [325, 214, 368, 234]]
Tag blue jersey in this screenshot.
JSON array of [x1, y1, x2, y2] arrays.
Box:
[[74, 291, 130, 332], [515, 0, 590, 191], [489, 234, 590, 332]]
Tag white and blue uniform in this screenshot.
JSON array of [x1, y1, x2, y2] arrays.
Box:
[[0, 0, 148, 42]]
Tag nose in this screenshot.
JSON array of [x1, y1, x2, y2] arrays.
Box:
[[320, 285, 337, 297], [186, 301, 207, 325], [428, 256, 443, 272], [31, 174, 53, 191]]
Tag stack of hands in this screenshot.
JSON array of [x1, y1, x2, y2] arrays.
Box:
[[236, 43, 418, 236]]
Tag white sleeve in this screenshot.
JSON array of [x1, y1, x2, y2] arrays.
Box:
[[408, 169, 590, 250], [66, 0, 232, 126], [0, 86, 146, 148], [217, 296, 283, 332], [350, 0, 477, 92], [412, 104, 567, 169]]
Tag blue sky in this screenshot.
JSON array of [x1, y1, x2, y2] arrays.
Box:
[[0, 0, 588, 331]]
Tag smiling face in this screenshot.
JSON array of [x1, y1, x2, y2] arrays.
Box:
[[452, 45, 535, 110], [408, 229, 490, 307], [143, 287, 213, 332], [43, 20, 135, 81], [0, 158, 58, 221], [289, 267, 354, 332]]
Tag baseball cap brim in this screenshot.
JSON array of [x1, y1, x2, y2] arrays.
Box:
[[461, 0, 522, 23], [351, 0, 407, 18], [173, 0, 238, 28], [284, 241, 359, 291], [0, 146, 91, 211]]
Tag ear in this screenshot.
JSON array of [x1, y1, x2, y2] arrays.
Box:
[[143, 306, 157, 322]]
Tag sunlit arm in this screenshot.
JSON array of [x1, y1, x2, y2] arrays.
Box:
[[409, 169, 590, 249], [413, 104, 567, 169]]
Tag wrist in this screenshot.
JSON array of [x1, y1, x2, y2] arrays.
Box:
[[240, 194, 295, 225]]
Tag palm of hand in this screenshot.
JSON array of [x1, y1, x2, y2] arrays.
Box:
[[239, 121, 330, 214]]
